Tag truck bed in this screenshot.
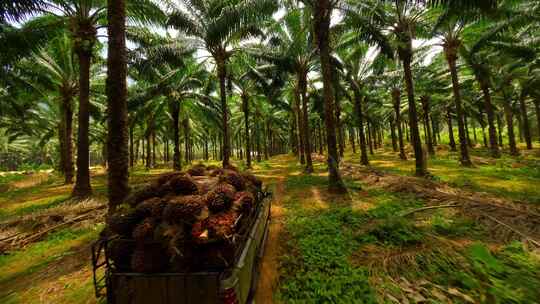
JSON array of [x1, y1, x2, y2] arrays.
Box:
[[92, 191, 272, 304]]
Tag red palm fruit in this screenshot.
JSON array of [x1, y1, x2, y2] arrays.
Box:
[[205, 183, 236, 213], [221, 170, 246, 191], [163, 195, 205, 224], [232, 191, 255, 213], [241, 172, 262, 189], [134, 197, 167, 218], [187, 164, 207, 176], [206, 211, 238, 239], [167, 174, 199, 195]]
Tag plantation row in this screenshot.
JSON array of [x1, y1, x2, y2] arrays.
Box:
[[1, 0, 539, 203]]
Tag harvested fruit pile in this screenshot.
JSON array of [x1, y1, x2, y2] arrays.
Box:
[[105, 164, 263, 273]]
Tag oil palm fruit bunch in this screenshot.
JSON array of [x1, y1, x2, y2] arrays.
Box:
[[104, 164, 264, 273]]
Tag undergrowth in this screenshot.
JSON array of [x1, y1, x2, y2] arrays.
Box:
[[278, 200, 376, 303], [280, 169, 540, 303]]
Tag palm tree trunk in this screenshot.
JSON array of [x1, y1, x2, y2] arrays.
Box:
[[447, 106, 456, 151], [241, 94, 251, 168], [516, 111, 523, 142], [256, 118, 262, 162], [165, 138, 169, 162], [60, 92, 74, 184], [350, 127, 357, 153], [204, 134, 209, 160], [367, 121, 374, 155], [264, 121, 269, 160], [318, 120, 323, 155], [72, 49, 93, 197], [58, 120, 66, 176], [390, 118, 398, 152], [497, 114, 504, 147], [171, 102, 181, 170], [401, 51, 426, 175], [101, 143, 108, 168], [479, 81, 500, 157], [420, 95, 435, 156], [472, 120, 478, 144], [145, 131, 151, 169], [503, 98, 519, 155], [352, 87, 368, 165], [464, 113, 472, 148], [335, 91, 344, 158], [482, 124, 488, 147], [290, 106, 298, 155], [141, 138, 145, 166], [294, 91, 305, 164], [152, 130, 156, 166], [106, 0, 130, 210], [134, 138, 139, 165], [183, 118, 189, 164], [299, 72, 313, 172], [217, 60, 230, 168], [404, 120, 410, 142], [392, 89, 406, 160], [313, 0, 346, 192], [519, 92, 532, 149], [431, 116, 438, 146], [445, 48, 472, 166]]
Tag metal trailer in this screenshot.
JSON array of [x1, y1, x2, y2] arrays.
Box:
[[92, 191, 272, 304]]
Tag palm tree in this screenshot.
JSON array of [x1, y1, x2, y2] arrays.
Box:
[[3, 0, 159, 197], [167, 0, 277, 168], [14, 1, 165, 197], [251, 8, 317, 172], [343, 0, 428, 176], [32, 34, 77, 184], [229, 54, 259, 169], [106, 0, 129, 210], [310, 0, 347, 192], [431, 2, 507, 163], [334, 38, 388, 166], [129, 60, 205, 171], [437, 23, 472, 165]]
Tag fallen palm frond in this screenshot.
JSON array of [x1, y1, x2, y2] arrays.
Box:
[[399, 203, 460, 216], [0, 198, 106, 252], [372, 276, 477, 304], [351, 235, 467, 277], [341, 162, 540, 246]]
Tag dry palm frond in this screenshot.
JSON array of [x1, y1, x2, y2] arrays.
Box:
[[351, 235, 467, 277]]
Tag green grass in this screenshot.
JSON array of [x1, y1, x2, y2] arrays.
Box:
[[0, 177, 57, 202], [0, 195, 70, 221]]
